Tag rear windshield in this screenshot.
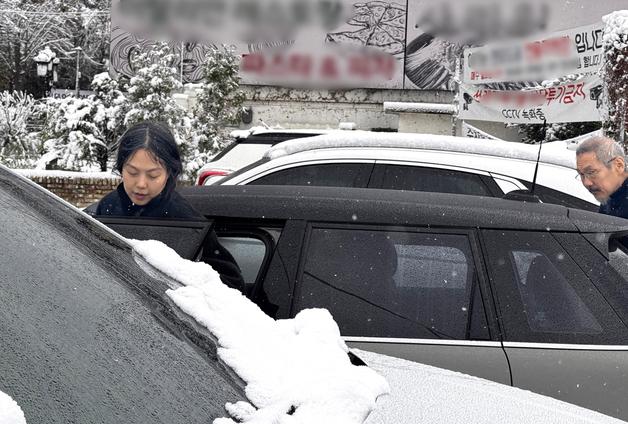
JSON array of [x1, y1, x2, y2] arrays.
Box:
[[0, 172, 243, 423]]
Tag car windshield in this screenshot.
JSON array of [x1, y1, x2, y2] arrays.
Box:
[[0, 171, 244, 423]]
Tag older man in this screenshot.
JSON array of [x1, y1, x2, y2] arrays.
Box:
[[576, 136, 628, 218]]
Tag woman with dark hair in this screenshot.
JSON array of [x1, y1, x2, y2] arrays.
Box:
[[92, 121, 198, 218], [89, 121, 245, 290]]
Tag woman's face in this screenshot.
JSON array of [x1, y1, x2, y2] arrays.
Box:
[[121, 148, 168, 206]]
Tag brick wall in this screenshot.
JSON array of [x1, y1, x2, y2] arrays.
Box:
[[25, 174, 121, 208], [18, 171, 194, 209]]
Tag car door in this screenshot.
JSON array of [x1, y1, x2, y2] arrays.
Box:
[[288, 223, 512, 385], [94, 216, 211, 260], [481, 229, 628, 420]]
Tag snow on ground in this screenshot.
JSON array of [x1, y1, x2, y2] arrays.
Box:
[[358, 349, 624, 424], [0, 390, 27, 424], [130, 239, 389, 424]]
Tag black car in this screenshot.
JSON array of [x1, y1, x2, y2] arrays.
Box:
[[96, 184, 628, 421], [0, 167, 247, 422]]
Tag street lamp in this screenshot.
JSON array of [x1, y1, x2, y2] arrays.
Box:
[[34, 47, 59, 97]]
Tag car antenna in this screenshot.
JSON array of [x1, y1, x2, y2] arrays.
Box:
[[530, 118, 547, 195], [502, 120, 543, 203], [258, 118, 271, 129]]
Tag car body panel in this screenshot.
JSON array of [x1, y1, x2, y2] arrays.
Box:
[[346, 339, 511, 385], [504, 343, 628, 418]]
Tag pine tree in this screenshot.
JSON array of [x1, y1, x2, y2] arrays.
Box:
[[192, 45, 245, 162], [91, 72, 127, 170], [123, 42, 197, 177]]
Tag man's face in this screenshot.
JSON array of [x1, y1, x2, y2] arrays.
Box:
[[576, 152, 626, 202]]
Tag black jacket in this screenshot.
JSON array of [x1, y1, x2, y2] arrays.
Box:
[[87, 183, 245, 291], [88, 182, 202, 219], [599, 178, 628, 220]]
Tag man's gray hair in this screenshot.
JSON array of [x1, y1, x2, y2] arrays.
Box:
[[576, 136, 626, 169]]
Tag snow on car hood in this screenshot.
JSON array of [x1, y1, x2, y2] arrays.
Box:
[[130, 239, 389, 424], [0, 390, 27, 424], [357, 349, 623, 424]]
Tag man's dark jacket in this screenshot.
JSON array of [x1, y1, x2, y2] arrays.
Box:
[[599, 178, 628, 220], [86, 183, 245, 290]]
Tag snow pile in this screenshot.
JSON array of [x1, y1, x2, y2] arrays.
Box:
[[383, 102, 456, 115], [603, 10, 628, 51], [0, 391, 27, 424], [130, 239, 389, 424]]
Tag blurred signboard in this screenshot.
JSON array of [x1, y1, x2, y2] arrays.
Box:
[[458, 75, 603, 124], [463, 23, 604, 84], [109, 0, 624, 90]]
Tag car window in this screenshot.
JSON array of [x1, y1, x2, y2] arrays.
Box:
[[0, 180, 243, 423], [218, 236, 266, 288], [295, 227, 489, 340], [377, 165, 494, 196], [482, 230, 628, 344], [248, 163, 373, 187], [510, 250, 601, 334], [554, 232, 628, 329], [519, 181, 597, 211]]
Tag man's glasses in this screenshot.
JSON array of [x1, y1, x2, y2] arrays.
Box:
[[575, 157, 618, 180]]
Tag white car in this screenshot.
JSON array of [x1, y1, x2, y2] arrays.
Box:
[[213, 131, 598, 210], [196, 127, 348, 185]]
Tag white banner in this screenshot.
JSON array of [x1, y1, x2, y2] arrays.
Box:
[[463, 22, 604, 85], [461, 122, 501, 140], [458, 76, 603, 124]]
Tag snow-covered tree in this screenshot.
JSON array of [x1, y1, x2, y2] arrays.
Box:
[[192, 45, 246, 157], [602, 11, 628, 145], [91, 72, 127, 170], [39, 96, 105, 171], [0, 90, 40, 167], [124, 42, 198, 177]]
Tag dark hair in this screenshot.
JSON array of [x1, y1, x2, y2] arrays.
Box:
[[115, 121, 183, 191]]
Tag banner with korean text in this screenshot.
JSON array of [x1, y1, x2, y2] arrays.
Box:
[[458, 76, 603, 124], [463, 22, 604, 85]]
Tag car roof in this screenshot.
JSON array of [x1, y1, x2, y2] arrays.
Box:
[[264, 131, 577, 169], [180, 185, 626, 233], [230, 127, 347, 144]]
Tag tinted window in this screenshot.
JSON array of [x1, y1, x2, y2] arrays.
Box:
[[218, 236, 267, 288], [519, 181, 597, 211], [296, 227, 489, 340], [482, 230, 628, 344], [555, 232, 628, 328], [379, 165, 492, 195], [0, 177, 242, 423], [249, 163, 373, 187]]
